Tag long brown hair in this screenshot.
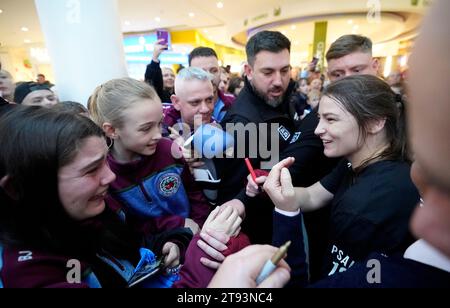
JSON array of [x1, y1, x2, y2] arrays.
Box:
[[323, 74, 409, 169]]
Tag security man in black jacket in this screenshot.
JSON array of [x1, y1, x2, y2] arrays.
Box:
[[215, 32, 337, 278]]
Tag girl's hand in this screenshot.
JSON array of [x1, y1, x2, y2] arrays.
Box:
[[162, 242, 180, 269]]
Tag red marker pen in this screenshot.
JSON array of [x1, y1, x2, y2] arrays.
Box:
[[245, 158, 258, 183]]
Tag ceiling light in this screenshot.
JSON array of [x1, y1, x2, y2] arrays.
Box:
[[124, 21, 131, 26], [347, 19, 353, 25], [217, 2, 224, 9], [21, 27, 29, 32], [189, 12, 195, 18], [0, 9, 3, 14], [155, 17, 161, 22], [291, 25, 297, 30], [24, 39, 31, 44]]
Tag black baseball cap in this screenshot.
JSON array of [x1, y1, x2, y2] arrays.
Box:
[[14, 81, 52, 104]]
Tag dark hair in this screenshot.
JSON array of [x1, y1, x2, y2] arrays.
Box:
[[0, 106, 139, 259], [323, 75, 409, 168], [188, 47, 218, 65], [0, 96, 15, 121], [37, 74, 45, 78], [246, 31, 291, 66], [228, 76, 244, 95], [53, 101, 88, 115], [326, 35, 372, 62]]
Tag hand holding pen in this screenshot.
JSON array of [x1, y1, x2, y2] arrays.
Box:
[[256, 241, 291, 285], [245, 158, 268, 197], [208, 244, 291, 288]]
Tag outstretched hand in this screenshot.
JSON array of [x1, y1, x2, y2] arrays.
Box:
[[152, 39, 168, 62], [168, 127, 205, 172], [197, 207, 243, 269], [263, 157, 299, 212]]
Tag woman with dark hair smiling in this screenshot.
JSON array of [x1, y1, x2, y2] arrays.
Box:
[[0, 106, 245, 288], [249, 75, 420, 278]]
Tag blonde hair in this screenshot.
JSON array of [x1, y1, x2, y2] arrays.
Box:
[[308, 89, 321, 101], [89, 77, 160, 128]]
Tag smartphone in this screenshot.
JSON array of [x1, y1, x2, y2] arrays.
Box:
[[156, 30, 170, 50], [309, 57, 319, 72]]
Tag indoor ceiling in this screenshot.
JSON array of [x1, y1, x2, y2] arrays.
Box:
[[0, 0, 430, 59]]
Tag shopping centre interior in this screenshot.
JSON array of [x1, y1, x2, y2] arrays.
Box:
[[0, 0, 432, 101]]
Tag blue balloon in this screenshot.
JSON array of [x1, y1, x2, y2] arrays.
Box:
[[191, 124, 234, 158]]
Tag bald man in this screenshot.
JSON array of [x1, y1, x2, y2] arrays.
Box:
[[209, 0, 450, 288]]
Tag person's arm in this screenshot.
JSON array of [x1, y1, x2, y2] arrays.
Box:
[[144, 40, 166, 100], [0, 248, 94, 288], [142, 215, 186, 234], [144, 227, 193, 264], [293, 182, 334, 212], [173, 208, 250, 288], [263, 157, 333, 213], [106, 194, 187, 234], [273, 209, 308, 287], [196, 206, 243, 269]]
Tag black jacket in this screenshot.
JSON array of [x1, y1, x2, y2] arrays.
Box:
[[216, 78, 298, 205], [144, 60, 173, 103], [215, 79, 337, 245]]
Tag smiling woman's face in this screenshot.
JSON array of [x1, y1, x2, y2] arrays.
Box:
[[58, 136, 116, 221]]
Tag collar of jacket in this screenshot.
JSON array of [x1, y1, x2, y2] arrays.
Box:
[[218, 89, 235, 109]]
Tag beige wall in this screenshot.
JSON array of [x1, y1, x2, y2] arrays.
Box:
[[0, 46, 55, 84]]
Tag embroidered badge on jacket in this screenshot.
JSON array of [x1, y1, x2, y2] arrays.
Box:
[[278, 125, 291, 141], [157, 173, 181, 197]]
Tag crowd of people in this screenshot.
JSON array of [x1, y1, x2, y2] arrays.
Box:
[[0, 0, 449, 288]]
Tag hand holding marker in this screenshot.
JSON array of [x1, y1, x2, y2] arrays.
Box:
[[256, 241, 291, 285], [244, 158, 258, 182]]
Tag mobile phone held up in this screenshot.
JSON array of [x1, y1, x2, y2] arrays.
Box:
[[156, 30, 170, 50]]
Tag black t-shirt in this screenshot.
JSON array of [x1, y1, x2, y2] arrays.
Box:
[[311, 252, 450, 288], [320, 159, 419, 277]]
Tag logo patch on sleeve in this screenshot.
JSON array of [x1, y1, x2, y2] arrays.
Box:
[[278, 125, 291, 141], [290, 132, 302, 144], [157, 173, 181, 197]]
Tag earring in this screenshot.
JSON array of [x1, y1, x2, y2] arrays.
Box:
[[106, 137, 114, 149]]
